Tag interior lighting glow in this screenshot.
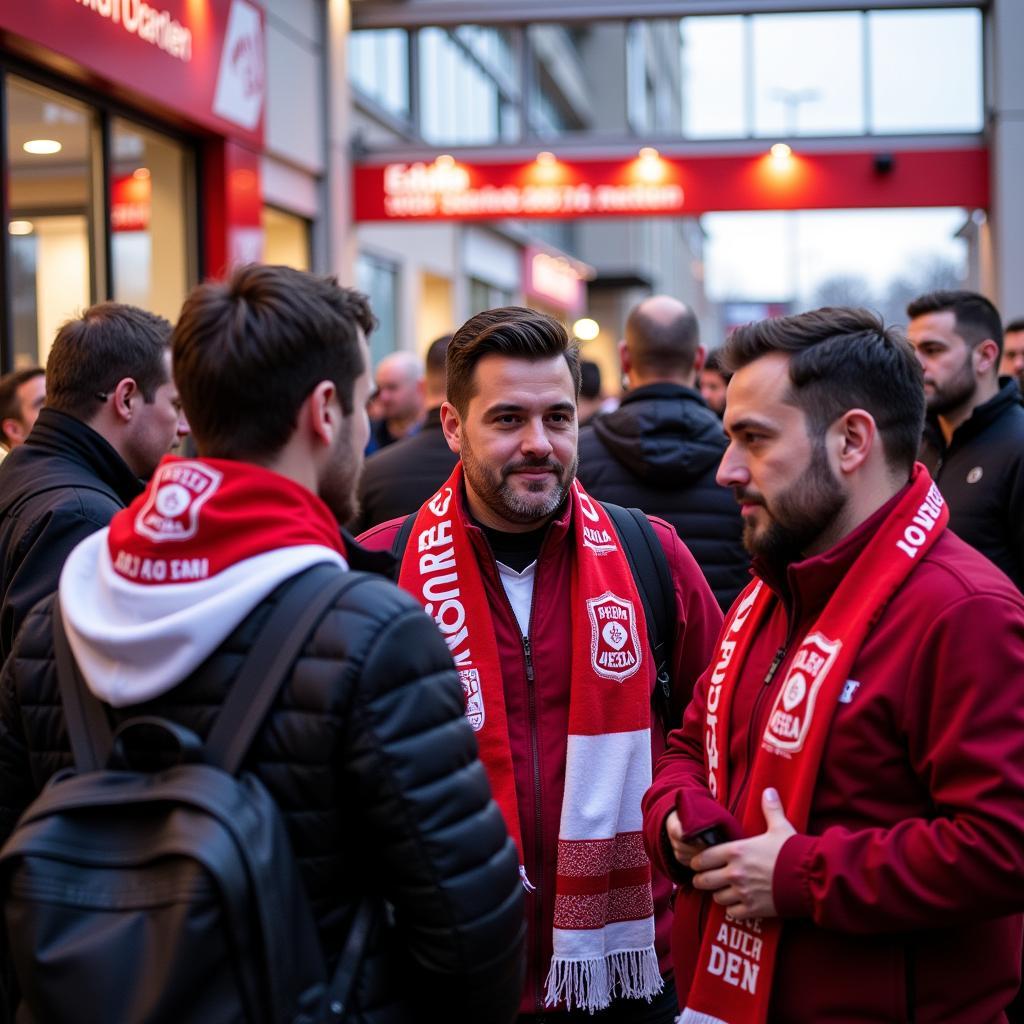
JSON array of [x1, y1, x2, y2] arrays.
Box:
[[132, 167, 151, 180], [573, 318, 600, 342], [23, 139, 62, 155], [635, 146, 666, 183], [770, 143, 793, 164], [7, 220, 34, 236], [536, 151, 557, 167], [435, 154, 455, 168], [638, 147, 660, 161]]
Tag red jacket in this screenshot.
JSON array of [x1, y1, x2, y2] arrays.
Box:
[[360, 489, 722, 1015], [643, 488, 1024, 1023]]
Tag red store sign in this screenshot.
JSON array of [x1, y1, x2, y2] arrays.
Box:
[[0, 0, 265, 145], [353, 147, 989, 223]]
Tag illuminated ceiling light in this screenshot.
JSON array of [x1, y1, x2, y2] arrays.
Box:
[[23, 139, 62, 155], [536, 151, 557, 167], [435, 154, 455, 168], [7, 220, 34, 236], [770, 142, 793, 163], [132, 167, 151, 180], [638, 147, 660, 161], [573, 317, 600, 342]]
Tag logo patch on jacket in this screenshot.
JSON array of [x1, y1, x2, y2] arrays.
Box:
[[135, 462, 223, 543], [762, 633, 842, 754], [586, 591, 642, 682], [460, 668, 485, 731]]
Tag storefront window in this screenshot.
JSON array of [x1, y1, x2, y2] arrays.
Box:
[[262, 206, 311, 270], [6, 76, 98, 366], [356, 252, 398, 368], [110, 118, 192, 323]]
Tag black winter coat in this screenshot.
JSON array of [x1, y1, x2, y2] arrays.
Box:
[[0, 408, 143, 663], [0, 544, 525, 1024], [577, 383, 749, 610], [920, 378, 1024, 590], [352, 408, 458, 533]]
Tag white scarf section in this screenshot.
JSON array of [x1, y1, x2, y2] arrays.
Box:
[[59, 529, 346, 707]]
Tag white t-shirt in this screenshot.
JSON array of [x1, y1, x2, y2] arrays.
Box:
[[496, 560, 537, 637]]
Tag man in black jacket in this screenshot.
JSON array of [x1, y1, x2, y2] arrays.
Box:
[[577, 295, 748, 610], [0, 265, 524, 1024], [908, 290, 1024, 589], [353, 333, 457, 532], [0, 304, 189, 662]]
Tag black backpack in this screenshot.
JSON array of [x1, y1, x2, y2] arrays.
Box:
[[0, 564, 373, 1024], [391, 502, 680, 732]]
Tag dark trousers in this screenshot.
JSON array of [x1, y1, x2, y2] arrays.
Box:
[[518, 976, 678, 1024]]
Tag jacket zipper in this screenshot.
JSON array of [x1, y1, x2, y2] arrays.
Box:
[[728, 642, 789, 817]]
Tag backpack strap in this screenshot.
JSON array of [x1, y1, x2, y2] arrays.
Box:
[[54, 600, 115, 773], [206, 562, 353, 774], [600, 503, 677, 733], [390, 513, 417, 564]]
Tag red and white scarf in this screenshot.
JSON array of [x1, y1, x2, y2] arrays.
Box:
[[60, 456, 347, 707], [399, 464, 661, 1012], [680, 465, 948, 1024]]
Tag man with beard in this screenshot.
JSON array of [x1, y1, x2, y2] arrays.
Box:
[[359, 306, 722, 1023], [1001, 317, 1024, 391], [907, 290, 1024, 589], [0, 265, 526, 1024], [642, 307, 1024, 1024]]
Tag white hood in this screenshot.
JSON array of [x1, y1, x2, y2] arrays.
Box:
[[59, 529, 347, 707]]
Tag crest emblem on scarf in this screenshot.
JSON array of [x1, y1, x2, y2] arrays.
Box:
[[135, 462, 223, 543], [586, 591, 642, 682], [762, 632, 842, 754], [459, 668, 485, 731]]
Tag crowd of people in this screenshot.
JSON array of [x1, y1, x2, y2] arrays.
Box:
[[0, 267, 1021, 1024]]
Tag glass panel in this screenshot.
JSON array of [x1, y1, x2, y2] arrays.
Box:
[[681, 16, 747, 138], [349, 29, 409, 118], [262, 207, 311, 271], [868, 10, 983, 134], [109, 118, 191, 323], [6, 76, 96, 367], [752, 13, 865, 137], [356, 253, 398, 367]]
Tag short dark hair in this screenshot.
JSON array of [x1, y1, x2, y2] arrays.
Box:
[[446, 306, 581, 415], [46, 304, 171, 420], [906, 290, 1004, 356], [425, 333, 453, 392], [1006, 318, 1024, 335], [702, 348, 731, 381], [0, 367, 44, 444], [579, 360, 602, 400], [172, 264, 375, 460], [625, 300, 700, 377], [724, 307, 924, 475]]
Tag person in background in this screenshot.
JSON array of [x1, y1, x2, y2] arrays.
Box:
[[577, 296, 748, 611], [907, 290, 1024, 589], [0, 304, 188, 663], [352, 333, 458, 532], [698, 348, 730, 419], [0, 367, 45, 453], [1001, 317, 1024, 391], [577, 360, 605, 426], [366, 350, 425, 454]]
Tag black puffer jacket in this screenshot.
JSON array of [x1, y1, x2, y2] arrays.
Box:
[[0, 548, 525, 1023], [0, 408, 143, 663], [577, 383, 749, 610], [919, 378, 1024, 590]]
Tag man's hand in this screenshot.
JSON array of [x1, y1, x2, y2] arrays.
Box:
[[664, 810, 708, 869], [689, 788, 796, 920]]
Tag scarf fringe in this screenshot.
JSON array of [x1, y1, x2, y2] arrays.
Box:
[[677, 1011, 730, 1024], [544, 947, 663, 1013]]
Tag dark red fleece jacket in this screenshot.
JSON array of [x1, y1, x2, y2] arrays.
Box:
[[643, 487, 1024, 1023], [360, 489, 722, 1015]]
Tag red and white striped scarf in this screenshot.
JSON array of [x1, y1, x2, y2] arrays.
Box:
[[398, 464, 661, 1012]]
